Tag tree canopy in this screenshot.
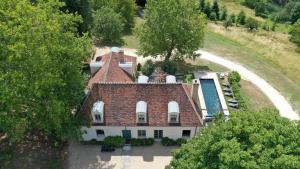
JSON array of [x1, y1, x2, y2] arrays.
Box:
[[91, 7, 124, 46], [0, 0, 92, 142], [289, 19, 300, 47], [137, 0, 206, 61], [170, 110, 300, 169]]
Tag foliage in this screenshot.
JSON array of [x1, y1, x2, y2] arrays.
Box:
[[228, 71, 241, 84], [245, 17, 259, 31], [220, 7, 228, 21], [91, 8, 124, 46], [137, 0, 206, 61], [184, 72, 195, 84], [103, 136, 124, 148], [92, 0, 137, 32], [0, 0, 92, 142], [230, 13, 236, 23], [161, 61, 177, 75], [61, 0, 93, 35], [141, 60, 155, 76], [237, 10, 246, 25], [0, 146, 15, 169], [210, 12, 217, 21], [137, 63, 142, 72], [231, 82, 248, 111], [161, 137, 177, 146], [212, 0, 220, 19], [170, 110, 300, 169], [223, 17, 233, 29], [176, 138, 187, 146], [261, 20, 276, 31], [204, 2, 211, 18], [80, 139, 103, 145], [199, 0, 205, 12], [130, 138, 154, 146], [289, 19, 300, 47]]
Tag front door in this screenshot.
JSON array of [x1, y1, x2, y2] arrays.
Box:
[[154, 130, 163, 139], [122, 130, 132, 140]]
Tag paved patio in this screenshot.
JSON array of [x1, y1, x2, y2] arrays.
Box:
[[67, 141, 176, 169]]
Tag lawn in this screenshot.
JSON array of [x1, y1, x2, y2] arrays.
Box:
[[204, 23, 300, 114]]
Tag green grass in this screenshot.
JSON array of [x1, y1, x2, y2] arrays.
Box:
[[204, 24, 300, 114]]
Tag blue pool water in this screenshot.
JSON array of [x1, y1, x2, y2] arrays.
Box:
[[200, 79, 223, 117]]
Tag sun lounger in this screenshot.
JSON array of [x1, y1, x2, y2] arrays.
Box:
[[224, 92, 233, 97], [219, 73, 225, 79], [228, 99, 238, 103], [222, 83, 230, 87], [228, 103, 239, 108]]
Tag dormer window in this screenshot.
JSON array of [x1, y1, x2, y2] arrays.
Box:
[[91, 101, 104, 123], [168, 101, 180, 123], [136, 101, 147, 123]]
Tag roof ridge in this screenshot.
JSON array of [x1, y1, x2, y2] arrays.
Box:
[[103, 52, 113, 82]]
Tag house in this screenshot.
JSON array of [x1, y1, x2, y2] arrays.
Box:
[[79, 47, 204, 141]]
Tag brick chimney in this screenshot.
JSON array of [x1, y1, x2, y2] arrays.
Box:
[[119, 50, 125, 63], [191, 79, 201, 111]]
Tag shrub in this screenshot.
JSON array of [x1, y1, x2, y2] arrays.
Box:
[[220, 7, 228, 21], [223, 17, 233, 29], [141, 60, 155, 76], [161, 137, 177, 146], [176, 138, 187, 146], [289, 19, 300, 47], [185, 72, 194, 84], [103, 136, 124, 148], [80, 139, 103, 145], [131, 138, 154, 146], [137, 63, 142, 71], [237, 10, 246, 25], [161, 60, 177, 75], [228, 71, 241, 84], [245, 18, 259, 31]]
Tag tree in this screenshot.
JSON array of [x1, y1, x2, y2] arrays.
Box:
[[91, 8, 124, 46], [223, 17, 233, 29], [0, 0, 92, 142], [141, 60, 155, 76], [199, 0, 206, 12], [61, 0, 93, 35], [169, 110, 300, 169], [212, 0, 220, 20], [92, 0, 137, 33], [204, 1, 211, 18], [210, 12, 217, 21], [137, 0, 206, 61], [237, 10, 246, 25], [254, 0, 267, 18], [228, 71, 241, 84], [245, 17, 259, 31], [289, 19, 300, 47], [220, 7, 228, 21], [230, 13, 236, 23], [290, 3, 300, 24]]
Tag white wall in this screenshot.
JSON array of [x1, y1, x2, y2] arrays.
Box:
[[81, 126, 201, 141]]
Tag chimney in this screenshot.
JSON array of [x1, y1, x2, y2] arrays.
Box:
[[191, 79, 200, 107], [119, 50, 125, 63]]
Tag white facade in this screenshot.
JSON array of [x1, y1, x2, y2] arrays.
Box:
[[81, 126, 200, 141]]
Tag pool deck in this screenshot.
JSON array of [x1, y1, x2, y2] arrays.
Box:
[[194, 72, 229, 118]]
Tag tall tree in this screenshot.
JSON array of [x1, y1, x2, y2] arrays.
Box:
[[92, 0, 137, 33], [61, 0, 93, 35], [137, 0, 206, 61], [91, 8, 124, 46], [289, 19, 300, 47], [204, 1, 211, 18], [212, 0, 220, 20], [0, 0, 92, 142], [169, 110, 300, 169], [237, 10, 246, 25], [199, 0, 206, 12], [220, 7, 228, 21]]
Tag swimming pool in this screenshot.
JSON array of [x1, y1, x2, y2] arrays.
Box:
[[200, 79, 223, 117]]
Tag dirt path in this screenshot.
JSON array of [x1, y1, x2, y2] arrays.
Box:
[[95, 47, 299, 120]]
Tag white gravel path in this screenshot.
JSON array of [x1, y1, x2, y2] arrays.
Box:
[[196, 50, 299, 120], [96, 47, 300, 120]]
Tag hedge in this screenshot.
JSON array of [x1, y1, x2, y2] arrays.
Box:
[[103, 136, 124, 148], [161, 137, 187, 146], [130, 138, 154, 146]]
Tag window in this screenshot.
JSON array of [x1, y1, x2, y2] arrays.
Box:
[[94, 114, 102, 122], [170, 114, 178, 123], [137, 130, 146, 138], [154, 130, 163, 139], [182, 130, 191, 138], [96, 130, 104, 137], [138, 114, 146, 123]]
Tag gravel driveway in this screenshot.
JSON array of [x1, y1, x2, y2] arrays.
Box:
[[67, 141, 175, 169]]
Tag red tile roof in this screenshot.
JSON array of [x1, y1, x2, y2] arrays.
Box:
[[80, 83, 203, 127], [87, 52, 136, 89]]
